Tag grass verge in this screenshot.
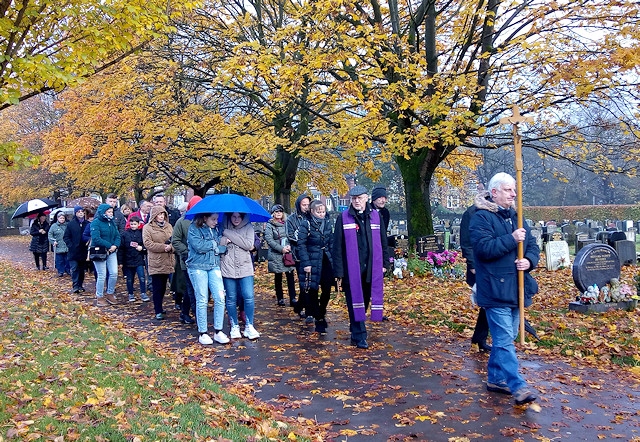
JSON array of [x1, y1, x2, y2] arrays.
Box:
[[0, 260, 307, 441]]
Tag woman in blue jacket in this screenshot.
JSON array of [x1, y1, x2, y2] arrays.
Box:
[[186, 213, 229, 346]]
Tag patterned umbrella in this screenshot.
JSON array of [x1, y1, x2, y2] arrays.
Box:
[[66, 196, 101, 210], [11, 198, 59, 219]]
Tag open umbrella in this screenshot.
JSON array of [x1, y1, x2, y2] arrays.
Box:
[[12, 198, 59, 219], [185, 194, 271, 222], [66, 196, 101, 210]]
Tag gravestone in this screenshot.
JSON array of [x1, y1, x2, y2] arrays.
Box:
[[551, 231, 565, 242], [257, 232, 269, 262], [450, 226, 461, 249], [575, 237, 596, 255], [390, 235, 410, 257], [441, 231, 450, 250], [530, 228, 543, 250], [607, 231, 627, 247], [545, 240, 571, 270], [562, 224, 577, 245], [614, 240, 637, 266], [625, 228, 636, 242], [596, 231, 611, 244], [572, 243, 621, 294], [416, 235, 445, 257]]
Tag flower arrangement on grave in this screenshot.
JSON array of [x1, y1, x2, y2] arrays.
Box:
[[423, 250, 464, 279]]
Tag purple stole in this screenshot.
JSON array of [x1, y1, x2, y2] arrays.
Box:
[[342, 209, 384, 322]]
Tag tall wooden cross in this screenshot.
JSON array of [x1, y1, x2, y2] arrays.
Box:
[[500, 105, 534, 344]]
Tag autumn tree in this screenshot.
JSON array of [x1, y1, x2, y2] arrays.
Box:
[[42, 53, 276, 201], [158, 1, 387, 211], [0, 0, 195, 170], [300, 0, 640, 237], [0, 95, 62, 207]]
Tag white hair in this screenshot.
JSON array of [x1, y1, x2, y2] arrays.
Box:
[[488, 172, 515, 193]]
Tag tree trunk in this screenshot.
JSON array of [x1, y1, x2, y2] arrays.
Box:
[[396, 142, 449, 240], [273, 147, 300, 213]]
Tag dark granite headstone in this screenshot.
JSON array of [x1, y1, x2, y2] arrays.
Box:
[[596, 231, 610, 244], [575, 238, 596, 255], [562, 224, 577, 245], [614, 240, 637, 266], [572, 243, 621, 293], [607, 231, 627, 247], [417, 235, 445, 257], [390, 235, 410, 257]]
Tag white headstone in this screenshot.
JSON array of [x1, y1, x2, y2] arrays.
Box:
[[545, 240, 571, 270]]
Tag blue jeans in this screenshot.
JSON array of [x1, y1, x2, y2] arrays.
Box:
[[55, 252, 70, 275], [485, 307, 527, 393], [124, 265, 146, 295], [223, 276, 254, 327], [94, 252, 118, 298], [189, 268, 225, 333]]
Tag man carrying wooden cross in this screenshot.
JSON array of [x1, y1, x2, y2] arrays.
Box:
[[470, 172, 540, 405]]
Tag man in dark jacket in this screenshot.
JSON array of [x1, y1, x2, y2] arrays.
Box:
[[461, 195, 491, 352], [63, 206, 89, 293], [370, 185, 391, 233], [105, 193, 126, 235], [286, 194, 311, 315], [469, 172, 539, 406], [333, 186, 389, 349]]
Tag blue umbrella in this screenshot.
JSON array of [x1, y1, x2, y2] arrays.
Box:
[[185, 194, 271, 222]]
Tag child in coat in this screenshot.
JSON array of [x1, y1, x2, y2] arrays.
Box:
[[118, 216, 149, 302]]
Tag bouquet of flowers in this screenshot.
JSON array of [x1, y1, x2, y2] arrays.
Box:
[[425, 250, 458, 270], [424, 250, 463, 279]]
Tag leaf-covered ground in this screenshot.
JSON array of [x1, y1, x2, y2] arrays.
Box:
[[1, 236, 640, 441]]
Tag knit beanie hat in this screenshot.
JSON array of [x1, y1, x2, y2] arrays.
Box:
[[371, 186, 387, 201], [74, 205, 84, 214]]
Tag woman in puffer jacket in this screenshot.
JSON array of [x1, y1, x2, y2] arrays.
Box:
[[297, 200, 334, 334], [220, 212, 260, 341], [264, 204, 296, 307], [142, 205, 174, 320]]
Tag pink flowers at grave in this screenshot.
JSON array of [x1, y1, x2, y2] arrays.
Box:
[[425, 250, 458, 270]]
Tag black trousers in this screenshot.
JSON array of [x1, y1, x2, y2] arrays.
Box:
[[274, 271, 296, 301], [151, 273, 170, 314], [467, 266, 489, 344], [344, 276, 370, 342]]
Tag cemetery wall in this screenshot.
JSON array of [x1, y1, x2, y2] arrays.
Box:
[[524, 204, 640, 222]]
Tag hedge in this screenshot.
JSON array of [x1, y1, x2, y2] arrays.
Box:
[[523, 205, 640, 223]]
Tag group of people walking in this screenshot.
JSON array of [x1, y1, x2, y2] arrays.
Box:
[[264, 185, 390, 348], [28, 174, 538, 405]]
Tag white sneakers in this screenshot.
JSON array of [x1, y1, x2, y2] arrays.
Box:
[[243, 324, 260, 340], [230, 325, 241, 339], [214, 331, 230, 344], [201, 326, 258, 344], [198, 333, 213, 345]]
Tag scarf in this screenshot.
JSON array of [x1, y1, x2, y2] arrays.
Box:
[[342, 209, 384, 322]]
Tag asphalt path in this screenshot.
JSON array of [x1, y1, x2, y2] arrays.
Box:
[[2, 235, 639, 441]]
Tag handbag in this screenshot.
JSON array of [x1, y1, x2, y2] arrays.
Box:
[[89, 245, 108, 261], [282, 252, 296, 267]]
